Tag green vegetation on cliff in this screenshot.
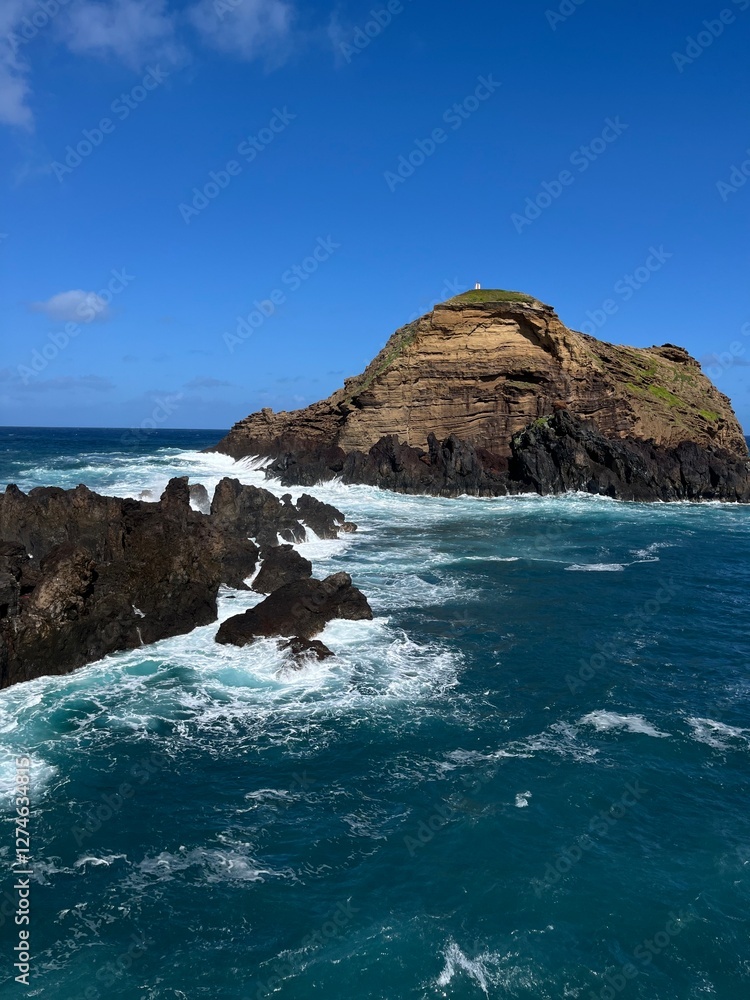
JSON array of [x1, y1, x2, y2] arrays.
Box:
[[446, 289, 535, 305]]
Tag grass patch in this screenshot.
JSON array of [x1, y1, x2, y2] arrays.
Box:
[[699, 409, 720, 422], [446, 289, 535, 305], [649, 385, 682, 407], [343, 322, 419, 403]]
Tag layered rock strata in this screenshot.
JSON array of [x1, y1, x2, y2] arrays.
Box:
[[210, 292, 749, 501]]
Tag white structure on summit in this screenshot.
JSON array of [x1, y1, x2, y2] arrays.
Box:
[[475, 282, 481, 290]]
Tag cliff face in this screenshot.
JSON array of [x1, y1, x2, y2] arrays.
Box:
[[211, 291, 749, 500], [215, 293, 746, 459]]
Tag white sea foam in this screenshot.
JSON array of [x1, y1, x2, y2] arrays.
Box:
[[579, 711, 669, 738], [515, 791, 531, 808], [74, 853, 127, 868], [630, 541, 673, 562], [136, 846, 291, 883], [0, 749, 57, 810], [437, 940, 495, 994], [464, 555, 520, 562], [565, 563, 625, 572], [686, 717, 749, 750]]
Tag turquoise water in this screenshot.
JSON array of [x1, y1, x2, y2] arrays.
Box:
[[0, 428, 749, 998]]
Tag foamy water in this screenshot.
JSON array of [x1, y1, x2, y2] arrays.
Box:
[[1, 429, 749, 998]]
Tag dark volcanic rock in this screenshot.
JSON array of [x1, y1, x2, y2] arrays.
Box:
[[210, 478, 306, 548], [252, 544, 312, 594], [0, 473, 365, 688], [260, 413, 750, 502], [0, 478, 221, 689], [278, 636, 334, 667], [508, 410, 750, 502], [215, 572, 373, 646], [294, 493, 354, 538], [0, 541, 38, 619]]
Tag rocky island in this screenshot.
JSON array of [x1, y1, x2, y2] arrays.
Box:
[[210, 290, 750, 501]]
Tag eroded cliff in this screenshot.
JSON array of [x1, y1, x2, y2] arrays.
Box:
[[211, 291, 749, 500]]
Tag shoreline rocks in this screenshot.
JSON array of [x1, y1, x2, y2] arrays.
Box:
[[247, 411, 750, 502], [0, 478, 362, 689]]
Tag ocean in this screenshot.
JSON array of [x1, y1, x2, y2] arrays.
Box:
[[0, 426, 748, 999]]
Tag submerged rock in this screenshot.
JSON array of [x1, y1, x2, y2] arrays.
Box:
[[215, 572, 373, 646], [278, 636, 335, 667]]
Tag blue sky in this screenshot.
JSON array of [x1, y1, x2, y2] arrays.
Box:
[[1, 0, 749, 432]]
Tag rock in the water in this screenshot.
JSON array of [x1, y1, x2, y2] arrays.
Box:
[[278, 636, 334, 667], [508, 409, 750, 502], [216, 572, 373, 646], [0, 478, 221, 689], [295, 493, 354, 538], [208, 293, 750, 501], [210, 478, 306, 548], [252, 544, 312, 594], [189, 482, 211, 514], [0, 470, 365, 689]]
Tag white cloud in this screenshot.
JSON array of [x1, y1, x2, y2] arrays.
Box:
[[30, 289, 111, 323], [57, 0, 181, 70], [0, 57, 33, 129], [0, 0, 299, 131], [188, 0, 294, 62], [0, 1, 37, 129]]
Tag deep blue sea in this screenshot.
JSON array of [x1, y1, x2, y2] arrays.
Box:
[[1, 427, 749, 999]]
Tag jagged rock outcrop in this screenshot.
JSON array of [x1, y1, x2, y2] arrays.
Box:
[[0, 479, 221, 688], [507, 410, 750, 501], [0, 478, 360, 688], [210, 291, 749, 501], [216, 572, 373, 647], [252, 544, 312, 594]]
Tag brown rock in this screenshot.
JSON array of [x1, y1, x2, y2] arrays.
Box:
[[207, 291, 748, 501]]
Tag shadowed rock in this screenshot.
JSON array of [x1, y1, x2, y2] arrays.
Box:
[[210, 478, 306, 549], [0, 477, 364, 688], [215, 572, 373, 646], [252, 545, 312, 594], [278, 636, 334, 667], [0, 478, 221, 689], [295, 493, 353, 539]]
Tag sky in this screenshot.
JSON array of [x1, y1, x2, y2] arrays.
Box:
[[0, 0, 749, 432]]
